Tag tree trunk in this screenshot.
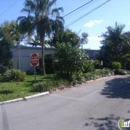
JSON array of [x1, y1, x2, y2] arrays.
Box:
[[41, 36, 46, 75]]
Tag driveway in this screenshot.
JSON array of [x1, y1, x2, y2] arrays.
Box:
[[0, 75, 130, 130]]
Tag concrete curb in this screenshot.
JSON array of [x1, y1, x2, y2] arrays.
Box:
[[0, 91, 49, 105]]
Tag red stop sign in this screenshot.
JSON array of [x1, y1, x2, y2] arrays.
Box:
[[30, 53, 39, 66]]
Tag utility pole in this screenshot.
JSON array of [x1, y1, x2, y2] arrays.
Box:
[[17, 40, 20, 70]]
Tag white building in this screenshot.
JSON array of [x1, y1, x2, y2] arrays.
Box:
[[10, 46, 56, 71]]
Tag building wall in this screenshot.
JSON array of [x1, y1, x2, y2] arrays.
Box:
[[10, 46, 99, 71], [85, 49, 99, 60], [11, 46, 56, 71]]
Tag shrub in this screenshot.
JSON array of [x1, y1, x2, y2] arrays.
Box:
[[3, 69, 26, 81], [112, 61, 121, 69], [0, 65, 8, 74], [36, 54, 54, 74], [45, 54, 54, 74], [84, 73, 93, 80], [55, 42, 88, 79], [33, 81, 53, 92], [121, 54, 130, 70], [33, 79, 67, 92], [93, 60, 101, 69], [83, 61, 94, 73], [114, 69, 129, 75]]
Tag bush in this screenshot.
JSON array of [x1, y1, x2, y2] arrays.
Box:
[[112, 61, 121, 69], [84, 72, 93, 80], [114, 69, 129, 75], [33, 79, 68, 92], [55, 42, 88, 79], [36, 54, 54, 74], [83, 61, 94, 73], [0, 65, 8, 74], [93, 60, 101, 69], [33, 81, 53, 92], [3, 69, 26, 81], [45, 54, 54, 74], [121, 54, 130, 70]]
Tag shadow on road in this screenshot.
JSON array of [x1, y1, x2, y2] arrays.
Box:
[[100, 76, 130, 99], [85, 115, 129, 130]]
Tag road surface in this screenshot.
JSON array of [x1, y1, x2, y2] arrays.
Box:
[[0, 75, 130, 130]]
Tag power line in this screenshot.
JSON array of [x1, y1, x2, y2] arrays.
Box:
[[64, 0, 100, 21], [65, 0, 110, 28], [63, 0, 94, 17], [0, 0, 20, 17]]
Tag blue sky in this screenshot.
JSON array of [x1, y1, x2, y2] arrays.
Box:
[[0, 0, 130, 49]]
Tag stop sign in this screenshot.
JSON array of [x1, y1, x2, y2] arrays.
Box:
[[30, 53, 39, 66]]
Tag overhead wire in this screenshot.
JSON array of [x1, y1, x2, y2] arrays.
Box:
[[0, 0, 20, 17], [65, 0, 110, 28], [64, 0, 100, 21], [63, 0, 94, 18]]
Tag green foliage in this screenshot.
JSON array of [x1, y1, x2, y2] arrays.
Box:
[[36, 54, 54, 74], [33, 81, 53, 92], [55, 42, 88, 79], [3, 69, 26, 82], [93, 60, 101, 68], [48, 29, 88, 47], [0, 20, 19, 45], [121, 54, 130, 70], [17, 0, 64, 75], [0, 30, 13, 69], [114, 69, 130, 75], [33, 79, 68, 92], [49, 29, 81, 47], [112, 61, 121, 69], [0, 65, 8, 74], [83, 61, 94, 73], [83, 72, 93, 80], [45, 54, 54, 74], [97, 22, 130, 67]]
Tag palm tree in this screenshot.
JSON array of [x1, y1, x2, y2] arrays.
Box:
[[100, 22, 128, 61], [17, 0, 64, 75]]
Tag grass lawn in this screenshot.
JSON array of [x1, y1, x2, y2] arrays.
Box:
[[0, 74, 56, 102]]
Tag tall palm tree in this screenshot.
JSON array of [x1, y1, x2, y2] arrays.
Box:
[[17, 0, 64, 75], [100, 22, 128, 61]]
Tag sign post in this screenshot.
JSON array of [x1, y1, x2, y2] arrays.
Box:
[[101, 61, 103, 77], [30, 53, 39, 83]]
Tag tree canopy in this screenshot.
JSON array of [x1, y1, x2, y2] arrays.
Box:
[[48, 29, 88, 47], [0, 30, 12, 67], [0, 21, 21, 45], [97, 22, 130, 67]]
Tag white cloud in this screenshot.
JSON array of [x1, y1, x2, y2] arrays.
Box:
[[88, 36, 103, 41], [84, 20, 103, 27]]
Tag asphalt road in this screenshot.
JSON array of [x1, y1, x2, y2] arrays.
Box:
[[0, 75, 130, 130]]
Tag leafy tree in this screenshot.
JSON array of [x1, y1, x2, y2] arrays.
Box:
[[0, 20, 21, 45], [55, 42, 88, 79], [17, 0, 64, 75], [0, 30, 13, 74], [48, 29, 88, 47], [97, 22, 130, 67], [48, 29, 81, 47]]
